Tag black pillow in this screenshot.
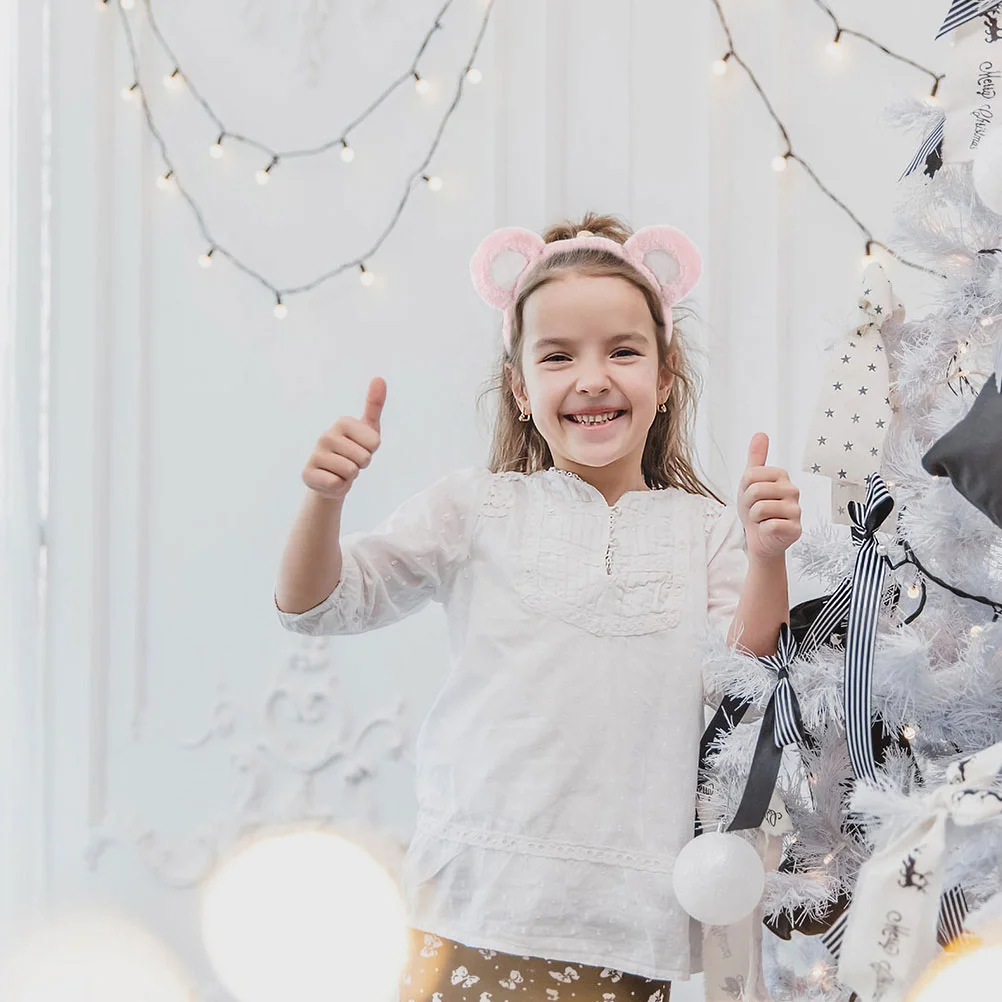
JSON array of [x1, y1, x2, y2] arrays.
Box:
[[922, 374, 1002, 530]]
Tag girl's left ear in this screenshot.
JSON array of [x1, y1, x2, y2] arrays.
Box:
[[624, 226, 702, 304]]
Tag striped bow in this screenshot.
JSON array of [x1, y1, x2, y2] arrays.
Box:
[[844, 475, 895, 783], [728, 622, 807, 832], [820, 474, 970, 963], [936, 0, 1000, 38]]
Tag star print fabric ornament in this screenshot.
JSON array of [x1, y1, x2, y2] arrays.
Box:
[[803, 263, 901, 524]]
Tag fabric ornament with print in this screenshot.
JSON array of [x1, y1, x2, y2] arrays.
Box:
[[803, 262, 902, 525], [902, 2, 1002, 183]]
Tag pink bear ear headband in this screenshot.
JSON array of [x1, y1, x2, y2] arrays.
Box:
[[469, 225, 703, 352]]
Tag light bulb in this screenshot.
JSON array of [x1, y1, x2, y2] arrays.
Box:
[[711, 58, 729, 76], [823, 854, 834, 865], [771, 155, 789, 172], [198, 250, 214, 269], [981, 316, 996, 327], [255, 168, 270, 185], [424, 175, 443, 192], [163, 68, 182, 89], [907, 583, 921, 598], [340, 141, 355, 163], [414, 74, 431, 95], [971, 624, 985, 636], [273, 301, 288, 319], [156, 170, 175, 191], [120, 0, 135, 8], [121, 82, 139, 101], [903, 725, 918, 741], [925, 93, 939, 107], [96, 0, 109, 9], [210, 141, 224, 159], [827, 39, 842, 57], [360, 267, 375, 287], [862, 253, 876, 266], [466, 67, 483, 84]]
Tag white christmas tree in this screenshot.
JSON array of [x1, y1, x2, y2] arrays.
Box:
[[697, 128, 1002, 1001]]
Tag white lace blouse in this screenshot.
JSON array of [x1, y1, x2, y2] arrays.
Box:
[[275, 466, 748, 980]]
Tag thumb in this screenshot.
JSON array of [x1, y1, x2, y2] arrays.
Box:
[[361, 377, 386, 432], [746, 431, 769, 468]]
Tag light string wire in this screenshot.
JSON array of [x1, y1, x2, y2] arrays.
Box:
[[711, 0, 949, 280], [108, 0, 496, 310]]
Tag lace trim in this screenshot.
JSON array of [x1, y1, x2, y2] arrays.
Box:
[[414, 814, 676, 874]]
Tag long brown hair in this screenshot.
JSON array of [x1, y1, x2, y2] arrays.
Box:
[[475, 212, 721, 501]]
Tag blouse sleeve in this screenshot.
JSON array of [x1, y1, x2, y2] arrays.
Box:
[[705, 501, 748, 642], [274, 465, 490, 636]]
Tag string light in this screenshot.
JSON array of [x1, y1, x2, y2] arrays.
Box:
[[423, 174, 444, 191], [711, 53, 731, 76], [823, 853, 835, 864], [162, 66, 182, 89], [862, 241, 877, 266], [903, 725, 918, 741], [255, 156, 278, 186], [414, 72, 431, 95], [827, 30, 843, 57], [106, 0, 495, 315], [907, 583, 922, 598], [198, 249, 214, 269], [710, 0, 946, 279], [156, 169, 175, 190], [120, 0, 135, 8], [971, 624, 985, 636], [772, 154, 790, 172], [273, 297, 288, 319]]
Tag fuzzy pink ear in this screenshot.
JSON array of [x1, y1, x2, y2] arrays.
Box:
[[470, 227, 546, 310], [624, 225, 702, 304]]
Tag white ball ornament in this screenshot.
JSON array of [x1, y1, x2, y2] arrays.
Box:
[[972, 126, 1002, 216], [672, 832, 766, 926]]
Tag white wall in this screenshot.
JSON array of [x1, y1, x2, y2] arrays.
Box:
[[3, 0, 948, 998]]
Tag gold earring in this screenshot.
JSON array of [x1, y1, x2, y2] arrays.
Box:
[[518, 408, 531, 422], [658, 400, 667, 413]]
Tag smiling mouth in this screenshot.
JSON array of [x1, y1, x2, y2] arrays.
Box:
[[563, 410, 627, 426]]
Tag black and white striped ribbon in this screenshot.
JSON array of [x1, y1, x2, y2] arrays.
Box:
[[900, 115, 944, 180], [759, 622, 804, 749], [844, 475, 895, 784], [935, 0, 1000, 38], [728, 622, 807, 832]]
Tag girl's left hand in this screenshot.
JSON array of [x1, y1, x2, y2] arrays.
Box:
[[737, 432, 803, 561]]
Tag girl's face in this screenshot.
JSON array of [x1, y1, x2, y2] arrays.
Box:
[[512, 272, 673, 481]]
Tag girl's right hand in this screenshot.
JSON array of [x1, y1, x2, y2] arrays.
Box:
[[302, 377, 386, 502]]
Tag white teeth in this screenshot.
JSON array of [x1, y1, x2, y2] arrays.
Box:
[[570, 411, 621, 425]]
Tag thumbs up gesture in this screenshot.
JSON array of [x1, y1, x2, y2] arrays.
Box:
[[737, 432, 802, 561], [302, 377, 386, 502]]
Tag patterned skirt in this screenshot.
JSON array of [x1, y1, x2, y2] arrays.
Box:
[[400, 928, 672, 1002]]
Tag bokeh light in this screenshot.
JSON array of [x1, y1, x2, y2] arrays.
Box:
[[200, 827, 408, 1002], [0, 906, 196, 1002], [910, 939, 1002, 1001]]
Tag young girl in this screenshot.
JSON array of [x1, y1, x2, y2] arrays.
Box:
[[274, 213, 802, 1000]]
